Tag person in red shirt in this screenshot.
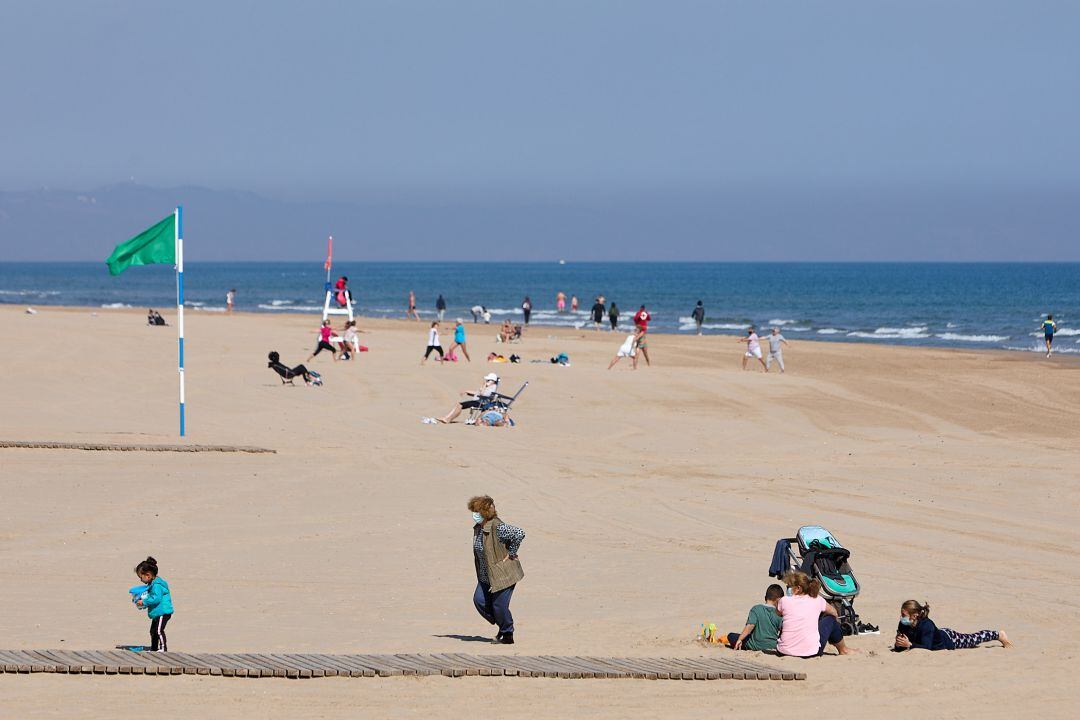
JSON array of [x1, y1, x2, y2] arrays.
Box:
[[633, 305, 650, 332], [632, 306, 651, 366]]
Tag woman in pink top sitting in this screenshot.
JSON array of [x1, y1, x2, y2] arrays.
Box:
[[775, 571, 857, 658]]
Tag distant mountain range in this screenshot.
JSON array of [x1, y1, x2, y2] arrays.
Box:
[[1, 181, 1078, 261]]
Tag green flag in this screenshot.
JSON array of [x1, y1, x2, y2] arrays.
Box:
[[105, 214, 176, 276]]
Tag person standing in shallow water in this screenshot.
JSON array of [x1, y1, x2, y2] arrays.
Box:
[[468, 495, 525, 644]]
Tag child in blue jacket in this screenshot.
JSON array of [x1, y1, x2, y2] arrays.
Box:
[[135, 556, 174, 651]]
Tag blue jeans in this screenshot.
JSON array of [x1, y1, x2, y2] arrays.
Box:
[[473, 582, 516, 634]]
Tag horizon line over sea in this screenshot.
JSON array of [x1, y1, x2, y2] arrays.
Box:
[[1, 261, 1077, 354]]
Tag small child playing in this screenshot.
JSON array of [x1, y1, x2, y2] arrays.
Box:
[[726, 584, 785, 651], [894, 600, 1012, 651], [134, 556, 174, 652]]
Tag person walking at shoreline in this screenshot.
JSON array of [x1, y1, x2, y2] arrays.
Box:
[[591, 298, 606, 331], [468, 495, 525, 644], [436, 294, 447, 322], [447, 319, 471, 362], [739, 326, 767, 372], [608, 302, 619, 330], [308, 320, 339, 362], [133, 556, 173, 652], [422, 321, 445, 364], [226, 288, 236, 314], [691, 300, 705, 335], [521, 296, 532, 326], [407, 290, 421, 321], [765, 327, 789, 372], [1042, 314, 1057, 357], [633, 305, 650, 333]]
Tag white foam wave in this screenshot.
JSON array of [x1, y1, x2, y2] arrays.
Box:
[[677, 321, 748, 331], [269, 299, 294, 306], [100, 302, 132, 309], [1054, 328, 1080, 336], [935, 333, 1009, 342], [787, 326, 811, 332], [1005, 344, 1080, 354], [816, 328, 842, 335], [192, 305, 226, 312], [0, 289, 61, 297], [847, 327, 930, 339], [768, 318, 797, 326]]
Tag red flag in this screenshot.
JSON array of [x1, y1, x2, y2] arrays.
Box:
[[324, 235, 333, 272]]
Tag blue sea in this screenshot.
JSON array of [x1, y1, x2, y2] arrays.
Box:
[[1, 262, 1077, 353]]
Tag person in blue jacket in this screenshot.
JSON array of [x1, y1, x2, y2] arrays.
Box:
[[894, 600, 1011, 651], [135, 556, 174, 652]]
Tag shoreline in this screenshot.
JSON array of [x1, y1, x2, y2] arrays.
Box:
[[10, 303, 1078, 363]]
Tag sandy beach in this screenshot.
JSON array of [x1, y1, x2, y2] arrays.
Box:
[[1, 304, 1078, 718]]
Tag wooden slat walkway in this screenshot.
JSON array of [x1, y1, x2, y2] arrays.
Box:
[[0, 650, 803, 681], [0, 440, 275, 454]]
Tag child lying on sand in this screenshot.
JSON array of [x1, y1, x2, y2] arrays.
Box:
[[894, 600, 1012, 650]]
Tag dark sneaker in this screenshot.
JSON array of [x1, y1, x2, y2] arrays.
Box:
[[492, 632, 514, 645]]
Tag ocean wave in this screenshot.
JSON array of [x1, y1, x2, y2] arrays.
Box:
[[187, 301, 205, 306], [0, 289, 61, 297], [787, 326, 811, 332], [192, 306, 226, 312], [257, 304, 324, 312], [935, 333, 1009, 342], [269, 299, 294, 306], [816, 328, 842, 335], [100, 303, 132, 309], [1005, 344, 1080, 354], [768, 318, 797, 326], [847, 327, 930, 339], [1054, 328, 1080, 336], [677, 321, 748, 330]]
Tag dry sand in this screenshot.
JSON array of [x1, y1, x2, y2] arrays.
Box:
[[1, 305, 1078, 718]]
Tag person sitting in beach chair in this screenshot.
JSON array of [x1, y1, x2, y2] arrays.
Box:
[[438, 373, 500, 424], [472, 381, 529, 427], [509, 324, 523, 343], [267, 351, 322, 386]]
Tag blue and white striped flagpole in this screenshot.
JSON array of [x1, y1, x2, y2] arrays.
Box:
[[175, 206, 186, 437]]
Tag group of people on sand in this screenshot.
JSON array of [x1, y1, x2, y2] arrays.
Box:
[[724, 573, 1010, 658], [421, 319, 471, 364], [738, 326, 789, 373], [607, 305, 652, 369], [146, 309, 167, 326], [306, 318, 365, 362]]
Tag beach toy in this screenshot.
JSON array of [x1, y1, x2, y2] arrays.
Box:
[[129, 584, 148, 609]]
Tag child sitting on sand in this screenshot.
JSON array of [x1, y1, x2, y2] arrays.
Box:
[[894, 600, 1012, 651], [727, 584, 785, 651], [134, 556, 173, 652]]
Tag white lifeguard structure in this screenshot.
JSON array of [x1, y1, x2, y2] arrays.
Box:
[[320, 234, 354, 323]]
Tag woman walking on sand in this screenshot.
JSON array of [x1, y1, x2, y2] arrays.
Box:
[[468, 495, 525, 644], [447, 319, 471, 362], [407, 290, 421, 321]]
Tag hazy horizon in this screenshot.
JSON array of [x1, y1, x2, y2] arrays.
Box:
[[2, 1, 1079, 261]]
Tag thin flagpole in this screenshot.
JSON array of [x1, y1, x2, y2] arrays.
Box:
[[176, 206, 185, 437]]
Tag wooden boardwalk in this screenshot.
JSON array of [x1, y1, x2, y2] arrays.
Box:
[[0, 649, 803, 681]]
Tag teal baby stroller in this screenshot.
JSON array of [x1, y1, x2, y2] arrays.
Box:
[[770, 526, 875, 636]]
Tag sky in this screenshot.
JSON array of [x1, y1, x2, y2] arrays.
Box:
[[2, 1, 1079, 260]]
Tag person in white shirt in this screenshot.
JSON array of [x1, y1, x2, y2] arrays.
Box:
[[438, 373, 500, 424], [739, 326, 767, 372], [607, 330, 642, 370], [765, 327, 790, 372], [422, 322, 445, 364]]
